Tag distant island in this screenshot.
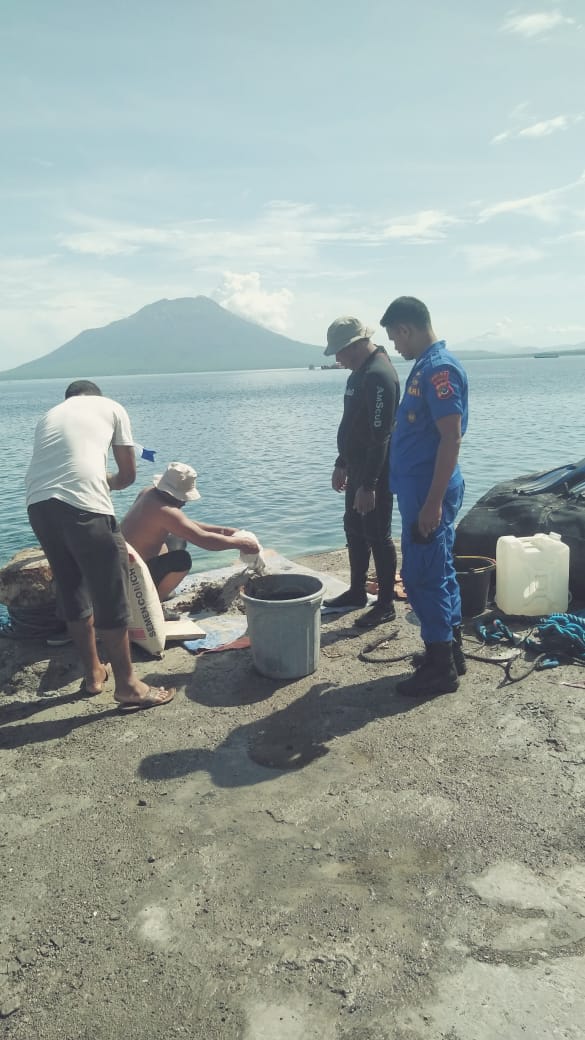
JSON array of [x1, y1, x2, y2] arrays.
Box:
[[0, 296, 323, 380], [1, 296, 584, 380]]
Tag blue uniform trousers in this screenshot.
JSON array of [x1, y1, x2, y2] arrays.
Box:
[[395, 475, 465, 643]]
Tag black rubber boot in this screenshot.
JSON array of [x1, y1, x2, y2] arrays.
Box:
[[412, 627, 467, 676], [354, 537, 397, 626], [411, 641, 430, 668], [323, 587, 368, 609], [397, 642, 459, 697], [323, 543, 368, 609], [370, 537, 397, 611], [354, 602, 396, 628], [451, 624, 467, 676]]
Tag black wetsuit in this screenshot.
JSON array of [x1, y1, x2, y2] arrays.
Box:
[[335, 346, 400, 605]]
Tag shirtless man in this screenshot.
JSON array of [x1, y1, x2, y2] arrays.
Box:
[[121, 461, 261, 600]]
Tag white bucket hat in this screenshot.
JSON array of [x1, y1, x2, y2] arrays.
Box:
[[324, 316, 375, 357], [153, 462, 201, 502]]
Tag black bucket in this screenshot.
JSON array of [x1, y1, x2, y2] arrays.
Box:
[[454, 555, 496, 618]]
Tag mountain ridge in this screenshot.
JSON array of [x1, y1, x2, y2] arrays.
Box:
[[0, 296, 323, 380], [2, 297, 585, 379]]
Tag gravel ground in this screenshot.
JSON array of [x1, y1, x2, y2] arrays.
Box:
[[1, 549, 584, 1040]]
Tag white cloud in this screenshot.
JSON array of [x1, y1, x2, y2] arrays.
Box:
[[57, 225, 184, 257], [55, 202, 462, 271], [491, 318, 515, 338], [0, 254, 148, 363], [461, 244, 544, 271], [57, 209, 319, 265], [501, 10, 576, 38], [492, 113, 583, 143], [478, 171, 585, 223], [520, 114, 583, 137], [464, 319, 517, 342], [212, 271, 294, 332], [381, 210, 460, 242], [479, 190, 561, 222], [547, 323, 585, 335]]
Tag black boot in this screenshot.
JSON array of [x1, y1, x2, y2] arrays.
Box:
[[354, 537, 397, 625], [323, 587, 368, 609], [411, 641, 431, 668], [354, 601, 396, 628], [413, 627, 467, 676], [323, 542, 369, 609], [369, 537, 397, 610], [397, 642, 459, 697], [451, 624, 467, 676]]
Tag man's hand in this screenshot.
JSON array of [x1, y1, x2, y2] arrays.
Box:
[[332, 466, 348, 492], [353, 486, 376, 516], [108, 445, 137, 491], [233, 532, 262, 554], [417, 500, 442, 538]]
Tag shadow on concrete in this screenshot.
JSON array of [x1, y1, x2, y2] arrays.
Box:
[[0, 666, 176, 745], [320, 621, 366, 647], [185, 649, 299, 708], [139, 671, 421, 788], [0, 704, 123, 748]]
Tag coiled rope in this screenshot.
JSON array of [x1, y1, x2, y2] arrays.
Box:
[[0, 603, 64, 641]]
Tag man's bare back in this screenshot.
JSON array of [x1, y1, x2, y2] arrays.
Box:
[[121, 487, 261, 562], [121, 488, 181, 559]]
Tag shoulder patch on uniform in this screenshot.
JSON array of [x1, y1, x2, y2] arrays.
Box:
[[430, 369, 454, 399]]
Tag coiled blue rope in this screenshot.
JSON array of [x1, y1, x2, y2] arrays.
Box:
[[475, 613, 585, 670]]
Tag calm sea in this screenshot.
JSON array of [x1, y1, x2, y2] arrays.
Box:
[[1, 357, 583, 575]]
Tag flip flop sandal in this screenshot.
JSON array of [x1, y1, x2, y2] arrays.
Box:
[[115, 686, 175, 712]]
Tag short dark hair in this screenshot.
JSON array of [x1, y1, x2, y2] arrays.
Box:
[[65, 380, 103, 399], [380, 296, 431, 330]]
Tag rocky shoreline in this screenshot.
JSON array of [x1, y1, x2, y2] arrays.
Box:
[[1, 549, 584, 1038]]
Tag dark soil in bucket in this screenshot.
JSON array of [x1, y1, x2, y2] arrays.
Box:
[[246, 586, 309, 601], [244, 574, 324, 602]]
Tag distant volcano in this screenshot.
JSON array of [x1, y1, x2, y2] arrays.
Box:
[[0, 296, 322, 379]]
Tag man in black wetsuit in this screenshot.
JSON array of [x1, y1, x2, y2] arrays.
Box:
[[323, 316, 400, 628]]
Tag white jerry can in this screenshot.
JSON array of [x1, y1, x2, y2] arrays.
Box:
[[495, 532, 570, 616]]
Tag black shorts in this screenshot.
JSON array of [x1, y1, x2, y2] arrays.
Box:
[[147, 549, 192, 587], [27, 498, 130, 629]]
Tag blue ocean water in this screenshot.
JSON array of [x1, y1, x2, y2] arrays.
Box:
[[1, 357, 583, 576]]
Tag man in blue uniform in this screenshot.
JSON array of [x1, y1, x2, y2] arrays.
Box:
[[380, 297, 468, 696]]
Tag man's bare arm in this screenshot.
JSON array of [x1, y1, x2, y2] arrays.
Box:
[[108, 445, 137, 491], [195, 521, 237, 535], [163, 509, 258, 552]]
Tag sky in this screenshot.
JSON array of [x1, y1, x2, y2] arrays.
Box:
[[1, 0, 585, 367]]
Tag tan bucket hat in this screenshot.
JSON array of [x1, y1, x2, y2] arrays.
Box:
[[153, 462, 201, 502], [324, 316, 375, 356]]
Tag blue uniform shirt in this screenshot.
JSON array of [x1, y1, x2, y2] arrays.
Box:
[[391, 341, 468, 483]]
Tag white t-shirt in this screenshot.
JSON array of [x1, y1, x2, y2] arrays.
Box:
[[25, 395, 134, 515]]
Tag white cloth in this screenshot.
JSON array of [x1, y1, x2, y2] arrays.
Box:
[[25, 396, 134, 515], [237, 530, 267, 575]]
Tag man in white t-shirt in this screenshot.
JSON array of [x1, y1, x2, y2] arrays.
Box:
[[25, 380, 174, 710]]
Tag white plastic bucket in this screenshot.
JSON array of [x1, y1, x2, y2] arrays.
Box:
[[241, 573, 325, 679], [495, 532, 570, 616]]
